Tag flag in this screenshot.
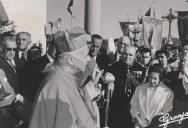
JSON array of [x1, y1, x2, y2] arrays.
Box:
[[141, 17, 163, 53], [177, 11, 188, 46], [145, 7, 151, 16], [0, 0, 8, 24], [139, 7, 151, 24], [119, 22, 136, 36], [67, 0, 75, 18]]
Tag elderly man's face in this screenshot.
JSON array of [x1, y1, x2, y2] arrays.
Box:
[[17, 33, 31, 51], [3, 39, 17, 60], [117, 37, 130, 54], [89, 38, 102, 57], [122, 46, 136, 67]]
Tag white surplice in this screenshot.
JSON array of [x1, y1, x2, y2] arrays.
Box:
[[130, 82, 174, 127]]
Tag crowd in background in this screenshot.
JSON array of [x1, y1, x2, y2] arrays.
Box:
[[0, 26, 187, 128]]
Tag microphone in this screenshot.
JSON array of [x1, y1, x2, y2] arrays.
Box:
[[95, 71, 115, 96], [103, 72, 115, 92], [102, 72, 115, 128]]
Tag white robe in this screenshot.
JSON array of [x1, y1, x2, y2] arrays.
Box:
[[80, 56, 101, 128], [130, 82, 174, 128], [29, 65, 98, 128]]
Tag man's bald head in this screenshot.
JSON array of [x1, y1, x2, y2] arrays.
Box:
[[122, 44, 136, 67], [117, 36, 131, 54]]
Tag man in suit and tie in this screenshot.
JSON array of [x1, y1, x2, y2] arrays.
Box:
[[15, 32, 32, 70], [0, 32, 19, 93], [14, 32, 32, 96], [0, 32, 26, 101], [0, 32, 30, 126]]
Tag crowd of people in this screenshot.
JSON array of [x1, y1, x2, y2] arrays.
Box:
[[0, 26, 188, 128]]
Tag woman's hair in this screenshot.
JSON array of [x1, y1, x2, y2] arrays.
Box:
[[148, 63, 164, 80]]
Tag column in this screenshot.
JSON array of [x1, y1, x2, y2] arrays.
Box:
[[84, 0, 101, 34]]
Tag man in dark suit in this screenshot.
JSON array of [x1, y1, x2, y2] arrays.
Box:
[[15, 32, 31, 70], [14, 32, 32, 96], [108, 44, 145, 128], [0, 32, 30, 127], [0, 32, 18, 93]]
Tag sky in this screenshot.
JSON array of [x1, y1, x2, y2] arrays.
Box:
[[47, 0, 187, 39], [1, 0, 46, 45]]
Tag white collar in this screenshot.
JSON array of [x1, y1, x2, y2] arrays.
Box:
[[18, 51, 27, 60], [92, 56, 97, 61], [7, 60, 15, 67]]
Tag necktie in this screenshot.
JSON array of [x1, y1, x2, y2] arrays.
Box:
[[21, 53, 26, 63], [9, 60, 16, 73]]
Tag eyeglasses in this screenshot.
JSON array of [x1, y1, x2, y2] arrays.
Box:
[[4, 47, 17, 52]]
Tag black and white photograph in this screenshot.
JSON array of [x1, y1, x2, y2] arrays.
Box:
[[0, 0, 188, 128]]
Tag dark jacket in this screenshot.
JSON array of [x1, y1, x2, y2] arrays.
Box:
[[108, 61, 144, 128], [0, 57, 18, 93], [21, 54, 51, 102]]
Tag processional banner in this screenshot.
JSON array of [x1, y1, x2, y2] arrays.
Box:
[[142, 17, 163, 53]]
